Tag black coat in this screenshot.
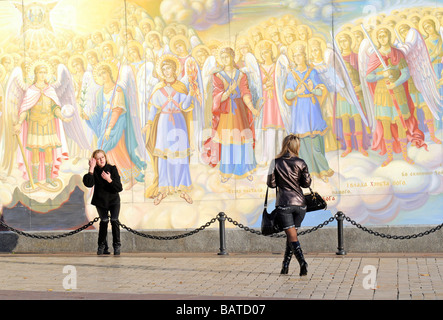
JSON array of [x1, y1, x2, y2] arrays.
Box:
[[267, 153, 311, 207], [83, 164, 123, 208]]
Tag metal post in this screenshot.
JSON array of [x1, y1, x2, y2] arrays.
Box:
[[217, 212, 228, 255], [336, 211, 346, 255]]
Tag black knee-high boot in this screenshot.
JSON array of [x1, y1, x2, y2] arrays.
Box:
[[280, 241, 293, 274], [111, 220, 121, 255], [97, 220, 109, 255], [291, 241, 308, 276]]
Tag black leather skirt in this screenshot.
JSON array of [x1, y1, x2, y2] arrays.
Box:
[[276, 205, 306, 229]]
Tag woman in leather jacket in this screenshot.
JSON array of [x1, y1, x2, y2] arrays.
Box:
[[267, 134, 312, 276], [83, 150, 123, 255]]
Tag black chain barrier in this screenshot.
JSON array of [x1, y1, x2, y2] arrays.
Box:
[[0, 217, 100, 239], [1, 211, 443, 252]]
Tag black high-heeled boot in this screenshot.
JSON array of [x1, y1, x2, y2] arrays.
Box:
[[280, 241, 293, 274], [291, 241, 308, 276], [97, 220, 109, 255], [111, 220, 121, 256]]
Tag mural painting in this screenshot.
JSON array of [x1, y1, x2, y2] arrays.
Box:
[[0, 0, 442, 231]]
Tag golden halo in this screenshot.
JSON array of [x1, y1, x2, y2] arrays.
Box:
[[336, 30, 356, 50], [169, 34, 190, 56], [372, 24, 396, 47], [254, 39, 278, 64], [68, 54, 87, 73], [296, 24, 312, 41], [139, 18, 155, 32], [396, 19, 416, 41], [100, 40, 117, 57], [155, 54, 181, 80], [419, 15, 440, 37], [146, 30, 162, 42], [93, 60, 119, 86], [216, 41, 236, 66], [191, 44, 210, 59], [288, 40, 308, 62], [307, 36, 327, 59], [126, 40, 144, 60], [26, 59, 53, 84]]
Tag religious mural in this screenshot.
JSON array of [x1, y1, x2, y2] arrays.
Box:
[[0, 0, 442, 231]]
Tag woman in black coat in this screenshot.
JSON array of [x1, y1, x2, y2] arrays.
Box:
[[267, 134, 312, 276], [83, 150, 123, 255]]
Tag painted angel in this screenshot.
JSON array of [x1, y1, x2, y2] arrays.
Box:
[[81, 61, 147, 186], [358, 24, 433, 167], [276, 41, 334, 182], [9, 62, 89, 189], [330, 32, 371, 157], [245, 40, 286, 166], [202, 45, 260, 182], [169, 35, 206, 152]]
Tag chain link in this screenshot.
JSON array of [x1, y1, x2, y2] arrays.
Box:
[[224, 214, 336, 238], [1, 211, 442, 242], [117, 217, 219, 240], [341, 214, 443, 239], [0, 217, 100, 239]]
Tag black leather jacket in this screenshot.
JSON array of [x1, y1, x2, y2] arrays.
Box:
[[267, 153, 312, 207]]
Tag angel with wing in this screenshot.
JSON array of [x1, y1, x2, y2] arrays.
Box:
[[333, 31, 371, 157], [11, 61, 72, 190], [396, 20, 441, 144], [248, 39, 286, 166], [81, 61, 146, 186], [277, 41, 334, 182], [359, 24, 430, 167], [169, 34, 206, 151], [203, 44, 260, 183], [143, 54, 195, 205]]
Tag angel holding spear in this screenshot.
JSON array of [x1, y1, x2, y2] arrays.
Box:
[[361, 24, 428, 167]]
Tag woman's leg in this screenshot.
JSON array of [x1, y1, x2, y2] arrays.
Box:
[[96, 207, 110, 255], [285, 227, 308, 276], [109, 203, 121, 255]]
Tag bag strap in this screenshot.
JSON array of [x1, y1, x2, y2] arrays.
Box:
[[264, 187, 269, 209]]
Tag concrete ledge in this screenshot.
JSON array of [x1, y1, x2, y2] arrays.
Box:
[[0, 225, 442, 254]]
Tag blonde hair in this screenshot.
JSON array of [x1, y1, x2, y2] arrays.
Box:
[[276, 134, 301, 158], [92, 149, 108, 163]]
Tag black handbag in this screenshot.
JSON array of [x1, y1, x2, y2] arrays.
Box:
[[304, 187, 327, 212], [261, 187, 281, 235]]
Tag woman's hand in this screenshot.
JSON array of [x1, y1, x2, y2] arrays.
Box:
[[101, 171, 112, 183], [88, 157, 96, 173]]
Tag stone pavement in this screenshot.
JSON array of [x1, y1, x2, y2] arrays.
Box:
[[1, 252, 443, 302]]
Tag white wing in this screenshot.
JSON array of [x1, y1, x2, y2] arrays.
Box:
[[324, 43, 369, 127], [2, 67, 26, 173], [201, 55, 217, 132], [136, 61, 158, 130], [397, 27, 442, 120], [80, 70, 100, 116], [53, 64, 91, 151], [275, 54, 292, 133], [117, 64, 148, 160], [358, 38, 376, 131], [182, 56, 205, 152], [242, 53, 263, 109]]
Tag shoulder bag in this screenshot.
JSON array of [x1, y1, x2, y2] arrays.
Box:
[[304, 187, 327, 212], [261, 187, 282, 235]]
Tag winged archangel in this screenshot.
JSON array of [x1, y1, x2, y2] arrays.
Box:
[[7, 61, 90, 192], [80, 61, 147, 186], [307, 34, 371, 157], [358, 23, 442, 167]]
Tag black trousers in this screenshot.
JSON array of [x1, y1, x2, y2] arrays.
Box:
[[96, 203, 121, 248]]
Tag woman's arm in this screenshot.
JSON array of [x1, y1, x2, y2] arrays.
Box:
[[266, 159, 277, 188]]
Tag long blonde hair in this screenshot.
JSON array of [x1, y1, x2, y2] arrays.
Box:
[[276, 134, 301, 158]]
